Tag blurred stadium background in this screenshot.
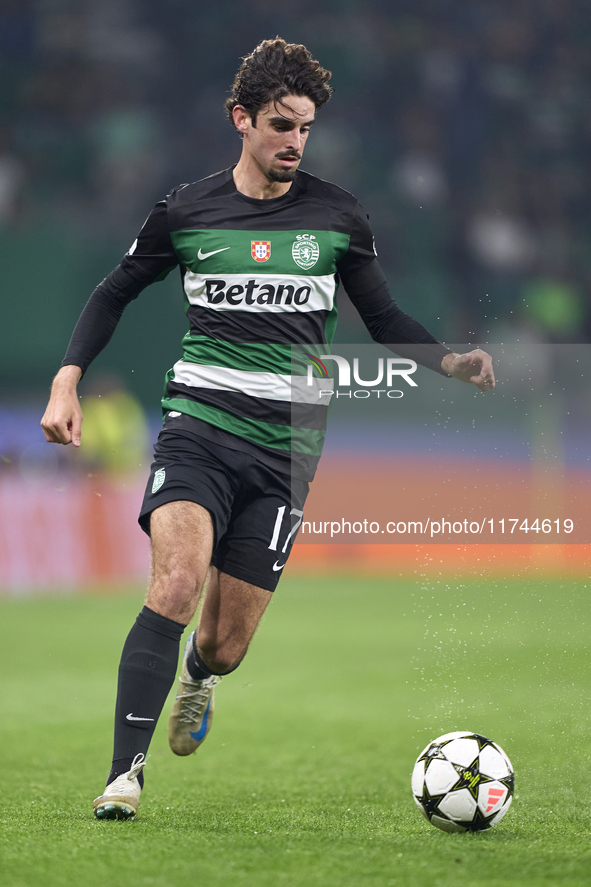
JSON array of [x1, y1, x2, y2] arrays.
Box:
[[1, 0, 591, 592]]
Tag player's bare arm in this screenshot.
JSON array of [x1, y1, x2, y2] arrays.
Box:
[[441, 349, 495, 392], [40, 364, 83, 446]]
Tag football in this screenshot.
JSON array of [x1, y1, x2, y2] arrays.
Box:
[[411, 731, 514, 833]]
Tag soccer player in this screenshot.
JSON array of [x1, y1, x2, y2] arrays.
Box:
[[41, 38, 495, 820]]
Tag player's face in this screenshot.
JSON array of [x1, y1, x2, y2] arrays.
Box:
[[241, 95, 316, 184]]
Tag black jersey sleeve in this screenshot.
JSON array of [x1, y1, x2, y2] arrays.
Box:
[[336, 202, 379, 287], [337, 203, 453, 376], [61, 199, 178, 374]]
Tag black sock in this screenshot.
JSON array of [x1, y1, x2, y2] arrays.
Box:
[[186, 634, 214, 680], [111, 606, 185, 769], [186, 632, 244, 678], [107, 757, 145, 789]]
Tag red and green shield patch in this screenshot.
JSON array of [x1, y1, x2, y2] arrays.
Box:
[[251, 241, 271, 262]]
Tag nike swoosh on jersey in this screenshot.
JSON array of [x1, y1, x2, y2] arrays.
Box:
[[272, 561, 286, 571], [189, 698, 212, 741], [126, 713, 155, 722], [197, 247, 231, 260]]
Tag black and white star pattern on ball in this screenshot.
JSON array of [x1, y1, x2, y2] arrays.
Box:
[[412, 731, 515, 833]]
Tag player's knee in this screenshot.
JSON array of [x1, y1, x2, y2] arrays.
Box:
[[198, 640, 245, 675], [149, 565, 200, 617]]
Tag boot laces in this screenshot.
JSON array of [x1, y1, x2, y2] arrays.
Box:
[[127, 753, 148, 780], [178, 675, 220, 724]]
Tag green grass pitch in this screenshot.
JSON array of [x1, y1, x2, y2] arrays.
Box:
[[1, 574, 591, 886]]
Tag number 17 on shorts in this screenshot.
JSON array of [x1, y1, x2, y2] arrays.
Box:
[[268, 506, 304, 571]]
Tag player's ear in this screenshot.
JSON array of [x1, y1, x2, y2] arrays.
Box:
[[233, 105, 250, 135]]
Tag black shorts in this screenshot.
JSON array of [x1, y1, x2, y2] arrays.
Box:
[[138, 426, 309, 592]]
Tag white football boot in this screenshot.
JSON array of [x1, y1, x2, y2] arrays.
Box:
[[93, 753, 147, 820], [168, 632, 220, 756]]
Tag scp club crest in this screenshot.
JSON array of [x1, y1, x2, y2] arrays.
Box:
[[292, 234, 320, 270], [251, 241, 271, 262]]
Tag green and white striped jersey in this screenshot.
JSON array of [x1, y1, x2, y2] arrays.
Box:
[[126, 167, 375, 478], [63, 166, 449, 479]]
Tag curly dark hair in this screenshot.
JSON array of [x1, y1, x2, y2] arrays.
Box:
[[225, 37, 333, 128]]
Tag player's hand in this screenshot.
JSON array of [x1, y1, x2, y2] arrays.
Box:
[[441, 349, 495, 392], [41, 365, 84, 446]]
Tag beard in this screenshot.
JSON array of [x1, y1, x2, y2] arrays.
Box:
[[267, 151, 301, 184], [267, 166, 298, 183]]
